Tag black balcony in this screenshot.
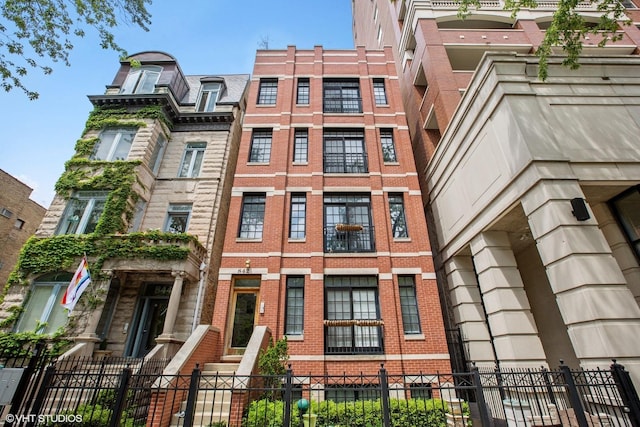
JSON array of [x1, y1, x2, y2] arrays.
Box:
[[323, 96, 363, 113], [323, 152, 368, 173], [324, 224, 375, 253], [324, 320, 384, 354]]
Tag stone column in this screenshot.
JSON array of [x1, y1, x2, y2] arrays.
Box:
[[470, 231, 547, 368], [158, 270, 185, 339], [445, 256, 495, 368], [522, 180, 640, 383]]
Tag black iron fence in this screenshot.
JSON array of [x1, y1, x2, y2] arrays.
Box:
[[2, 358, 639, 427]]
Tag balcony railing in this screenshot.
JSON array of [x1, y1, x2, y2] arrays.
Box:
[[324, 224, 375, 253], [324, 319, 384, 354], [323, 96, 363, 113], [323, 152, 368, 173]]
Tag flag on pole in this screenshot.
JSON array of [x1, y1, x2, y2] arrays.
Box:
[[61, 256, 92, 314]]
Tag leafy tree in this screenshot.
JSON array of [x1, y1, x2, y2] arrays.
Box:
[[0, 0, 152, 100], [457, 0, 630, 80]]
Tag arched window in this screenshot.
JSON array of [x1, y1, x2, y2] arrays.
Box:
[[15, 272, 72, 334]]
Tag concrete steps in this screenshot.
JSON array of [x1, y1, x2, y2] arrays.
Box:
[[169, 362, 239, 427]]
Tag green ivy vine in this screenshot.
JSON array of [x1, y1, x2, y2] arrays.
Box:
[[84, 105, 172, 133], [0, 102, 191, 338]]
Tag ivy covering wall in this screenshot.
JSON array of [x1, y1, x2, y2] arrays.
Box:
[[1, 105, 203, 336]]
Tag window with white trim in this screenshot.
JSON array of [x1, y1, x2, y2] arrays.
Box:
[[15, 273, 71, 334], [164, 203, 192, 233], [373, 79, 388, 105], [197, 82, 222, 112], [92, 128, 136, 161], [120, 65, 162, 94], [56, 191, 108, 235], [178, 142, 206, 178]]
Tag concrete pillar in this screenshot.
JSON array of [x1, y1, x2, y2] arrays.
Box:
[[159, 270, 185, 339], [445, 256, 495, 368], [470, 231, 547, 368], [522, 180, 640, 384]]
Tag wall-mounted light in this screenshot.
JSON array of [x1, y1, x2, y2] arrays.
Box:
[[570, 197, 591, 221], [245, 259, 251, 269]]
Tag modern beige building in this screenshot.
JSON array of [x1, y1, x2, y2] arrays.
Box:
[[353, 0, 640, 384], [0, 52, 249, 359], [0, 170, 46, 291]]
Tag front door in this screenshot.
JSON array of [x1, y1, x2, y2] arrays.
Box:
[[226, 277, 260, 355], [127, 284, 170, 357]]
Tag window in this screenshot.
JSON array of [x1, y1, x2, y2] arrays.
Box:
[[164, 203, 192, 233], [14, 219, 25, 229], [249, 129, 272, 163], [326, 385, 380, 402], [0, 208, 13, 218], [197, 82, 222, 112], [324, 130, 367, 173], [285, 276, 304, 335], [120, 65, 162, 94], [380, 129, 397, 162], [296, 78, 310, 105], [92, 128, 136, 161], [389, 193, 408, 238], [324, 276, 382, 354], [149, 134, 167, 174], [15, 273, 71, 334], [289, 193, 306, 239], [610, 186, 640, 259], [323, 79, 362, 113], [293, 129, 308, 163], [178, 142, 206, 177], [128, 199, 147, 232], [324, 194, 374, 252], [56, 191, 108, 235], [257, 78, 278, 104], [373, 79, 388, 105], [239, 194, 266, 239], [399, 276, 421, 334]]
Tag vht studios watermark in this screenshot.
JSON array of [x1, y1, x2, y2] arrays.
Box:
[[4, 413, 84, 424]]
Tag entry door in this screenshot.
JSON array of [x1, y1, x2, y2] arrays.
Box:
[[227, 290, 259, 355], [134, 298, 168, 357]]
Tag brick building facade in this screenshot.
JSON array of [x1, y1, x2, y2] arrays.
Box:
[[0, 170, 46, 290], [213, 46, 451, 375]]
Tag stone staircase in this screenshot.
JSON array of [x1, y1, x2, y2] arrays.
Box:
[[170, 362, 240, 427]]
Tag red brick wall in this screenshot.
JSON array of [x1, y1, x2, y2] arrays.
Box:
[[215, 46, 451, 376]]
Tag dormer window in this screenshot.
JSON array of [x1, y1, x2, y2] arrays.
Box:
[[120, 65, 162, 94], [197, 82, 222, 112]]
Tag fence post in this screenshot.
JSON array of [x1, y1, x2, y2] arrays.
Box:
[[379, 364, 391, 427], [182, 364, 201, 427], [471, 365, 491, 426], [24, 364, 56, 427], [283, 365, 293, 427], [559, 362, 589, 427], [109, 366, 133, 427], [610, 360, 640, 427], [5, 342, 46, 426]]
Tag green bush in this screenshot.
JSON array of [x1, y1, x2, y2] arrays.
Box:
[[243, 397, 460, 427]]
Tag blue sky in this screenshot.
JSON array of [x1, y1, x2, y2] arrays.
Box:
[[0, 1, 354, 207]]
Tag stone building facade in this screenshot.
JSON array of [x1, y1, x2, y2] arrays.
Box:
[[0, 52, 249, 359], [353, 0, 640, 383]]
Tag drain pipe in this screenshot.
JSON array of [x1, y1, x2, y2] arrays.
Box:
[[192, 261, 207, 333]]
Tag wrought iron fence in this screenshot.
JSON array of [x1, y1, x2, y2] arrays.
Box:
[[2, 358, 639, 427]]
